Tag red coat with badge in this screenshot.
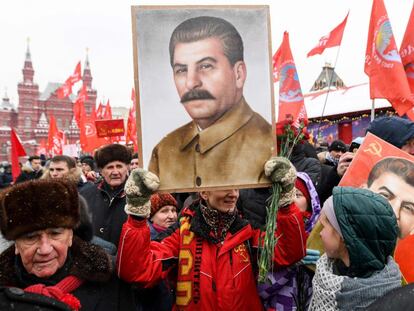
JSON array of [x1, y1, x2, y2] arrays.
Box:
[[117, 201, 306, 311]]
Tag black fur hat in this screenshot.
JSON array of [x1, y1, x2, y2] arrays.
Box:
[[94, 144, 132, 169], [0, 179, 80, 240]]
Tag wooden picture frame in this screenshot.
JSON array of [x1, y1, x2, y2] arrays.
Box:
[[131, 5, 276, 192]]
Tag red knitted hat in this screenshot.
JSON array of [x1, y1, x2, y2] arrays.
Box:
[[295, 178, 311, 206], [150, 193, 177, 218]]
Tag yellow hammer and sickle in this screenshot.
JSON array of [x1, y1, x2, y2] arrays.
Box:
[[363, 142, 382, 157]]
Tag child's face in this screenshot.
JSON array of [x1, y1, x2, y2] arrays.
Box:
[[319, 213, 343, 259], [294, 188, 308, 213]]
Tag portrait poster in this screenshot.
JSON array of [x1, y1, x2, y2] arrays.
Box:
[[307, 132, 414, 281], [339, 132, 414, 187], [131, 6, 275, 192]]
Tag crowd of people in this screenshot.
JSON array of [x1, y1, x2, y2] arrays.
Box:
[[0, 115, 412, 310]]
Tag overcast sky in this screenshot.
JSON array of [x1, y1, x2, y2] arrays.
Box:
[[0, 0, 413, 109]]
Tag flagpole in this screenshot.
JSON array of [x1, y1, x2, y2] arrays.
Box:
[[317, 44, 343, 138], [371, 99, 375, 121]]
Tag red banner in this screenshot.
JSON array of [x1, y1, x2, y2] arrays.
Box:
[[95, 119, 125, 138], [364, 0, 414, 115], [307, 12, 349, 57], [274, 31, 307, 127]]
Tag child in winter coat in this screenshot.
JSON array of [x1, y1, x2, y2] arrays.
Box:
[[309, 186, 401, 310]]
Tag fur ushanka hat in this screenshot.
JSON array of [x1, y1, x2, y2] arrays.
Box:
[[94, 143, 132, 169], [0, 179, 80, 240]]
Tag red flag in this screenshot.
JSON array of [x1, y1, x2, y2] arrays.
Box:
[[272, 46, 282, 83], [104, 100, 112, 119], [73, 84, 88, 125], [400, 3, 414, 121], [275, 32, 307, 127], [126, 88, 138, 151], [10, 129, 26, 181], [57, 78, 73, 99], [96, 102, 104, 119], [56, 62, 82, 99], [307, 12, 349, 57], [365, 0, 414, 116], [67, 61, 82, 85], [79, 111, 107, 153], [47, 115, 63, 156]]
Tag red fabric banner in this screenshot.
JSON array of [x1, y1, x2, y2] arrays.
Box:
[[126, 88, 138, 151], [96, 102, 104, 119], [79, 111, 107, 153], [274, 32, 307, 127], [364, 0, 414, 116], [400, 4, 414, 120], [10, 129, 27, 181], [47, 115, 63, 156], [57, 78, 73, 99], [95, 119, 125, 138], [104, 100, 112, 120], [56, 62, 82, 99], [307, 12, 349, 57], [73, 84, 88, 125]]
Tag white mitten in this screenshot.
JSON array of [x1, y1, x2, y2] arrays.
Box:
[[124, 168, 160, 218]]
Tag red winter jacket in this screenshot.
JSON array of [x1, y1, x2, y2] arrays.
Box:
[[117, 202, 306, 311]]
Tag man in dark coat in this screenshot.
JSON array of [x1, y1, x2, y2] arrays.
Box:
[[0, 163, 12, 189], [15, 155, 43, 183], [80, 144, 131, 247]]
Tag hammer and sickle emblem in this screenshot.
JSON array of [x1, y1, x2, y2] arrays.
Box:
[[234, 244, 249, 263], [363, 142, 382, 157]]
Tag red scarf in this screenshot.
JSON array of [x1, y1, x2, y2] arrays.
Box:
[[25, 275, 83, 310]]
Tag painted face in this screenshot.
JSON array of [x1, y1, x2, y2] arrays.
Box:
[[31, 159, 42, 171], [368, 172, 414, 238], [15, 228, 73, 278], [402, 138, 414, 156], [172, 37, 246, 129], [319, 213, 344, 259], [129, 159, 139, 171], [49, 161, 70, 179], [294, 188, 308, 213], [200, 189, 239, 213], [151, 205, 178, 229], [101, 161, 128, 188]]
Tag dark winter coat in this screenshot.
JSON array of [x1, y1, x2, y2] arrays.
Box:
[[15, 165, 43, 183], [80, 181, 127, 247], [237, 187, 271, 229], [0, 172, 12, 189], [0, 236, 135, 311], [134, 221, 175, 311], [366, 282, 414, 311], [289, 144, 321, 186], [316, 163, 341, 205]]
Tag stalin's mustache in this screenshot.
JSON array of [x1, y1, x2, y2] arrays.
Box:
[[180, 89, 216, 104]]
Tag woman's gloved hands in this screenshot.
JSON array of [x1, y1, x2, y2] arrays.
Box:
[[264, 157, 297, 207], [124, 168, 160, 218]]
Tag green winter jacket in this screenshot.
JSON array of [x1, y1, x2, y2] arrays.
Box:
[[333, 187, 399, 278]]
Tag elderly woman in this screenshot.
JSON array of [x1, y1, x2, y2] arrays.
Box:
[[148, 193, 178, 239], [0, 179, 135, 310]]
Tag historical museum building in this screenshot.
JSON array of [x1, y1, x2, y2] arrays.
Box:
[[0, 44, 97, 162]]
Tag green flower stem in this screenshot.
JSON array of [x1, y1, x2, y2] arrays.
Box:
[[258, 121, 306, 284], [258, 183, 281, 283]]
